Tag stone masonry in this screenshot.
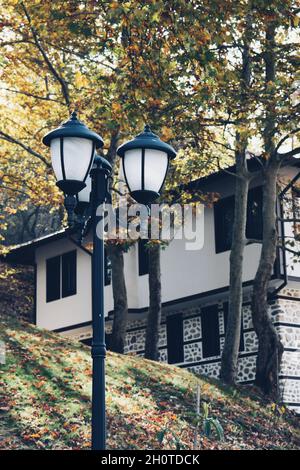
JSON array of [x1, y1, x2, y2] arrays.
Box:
[[104, 288, 300, 413]]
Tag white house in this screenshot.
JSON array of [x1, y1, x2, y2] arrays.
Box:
[[5, 157, 300, 413]]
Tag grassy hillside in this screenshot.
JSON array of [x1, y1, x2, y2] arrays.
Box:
[[0, 263, 34, 322], [0, 314, 299, 450]]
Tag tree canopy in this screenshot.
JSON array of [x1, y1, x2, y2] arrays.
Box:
[[0, 0, 299, 245]]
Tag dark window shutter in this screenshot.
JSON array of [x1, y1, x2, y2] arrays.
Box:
[[214, 187, 263, 254], [214, 196, 235, 253], [104, 249, 111, 286], [46, 256, 61, 302], [201, 305, 220, 358], [223, 302, 244, 352], [246, 186, 263, 241], [166, 313, 184, 364], [62, 250, 77, 298], [138, 239, 149, 276]]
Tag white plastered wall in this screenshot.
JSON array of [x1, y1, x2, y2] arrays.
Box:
[[35, 164, 300, 330]]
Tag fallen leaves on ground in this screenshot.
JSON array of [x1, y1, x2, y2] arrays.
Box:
[[0, 314, 299, 450]]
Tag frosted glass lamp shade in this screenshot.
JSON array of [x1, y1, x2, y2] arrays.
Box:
[[77, 174, 92, 203], [42, 111, 104, 196], [49, 136, 95, 195], [74, 174, 92, 216], [144, 149, 168, 192], [117, 125, 176, 204], [122, 148, 169, 203], [122, 149, 142, 192]]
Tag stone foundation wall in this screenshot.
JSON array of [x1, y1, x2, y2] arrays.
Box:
[[274, 288, 300, 408], [104, 288, 300, 413]]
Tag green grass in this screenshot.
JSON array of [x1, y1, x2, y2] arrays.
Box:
[[0, 314, 299, 450]]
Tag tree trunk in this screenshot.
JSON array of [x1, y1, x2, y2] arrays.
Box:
[[104, 130, 130, 354], [251, 21, 284, 399], [220, 10, 252, 384], [251, 165, 283, 398], [106, 244, 128, 354], [220, 169, 249, 383], [145, 244, 161, 361]]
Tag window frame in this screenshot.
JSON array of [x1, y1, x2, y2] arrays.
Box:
[[46, 255, 61, 303], [214, 186, 263, 254], [201, 305, 220, 358], [46, 250, 77, 303], [166, 313, 184, 364], [61, 250, 77, 298], [214, 195, 235, 254]]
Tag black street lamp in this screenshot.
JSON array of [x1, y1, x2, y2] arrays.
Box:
[[43, 114, 176, 451], [43, 112, 111, 451]]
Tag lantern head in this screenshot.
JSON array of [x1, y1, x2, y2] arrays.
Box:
[[117, 125, 176, 204], [43, 112, 104, 196]]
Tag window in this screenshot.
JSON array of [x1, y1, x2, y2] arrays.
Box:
[[223, 302, 244, 352], [201, 305, 220, 358], [246, 186, 263, 241], [214, 196, 234, 253], [62, 251, 77, 298], [166, 313, 184, 364], [138, 239, 149, 276], [46, 250, 77, 302], [214, 186, 263, 253], [46, 256, 60, 302]]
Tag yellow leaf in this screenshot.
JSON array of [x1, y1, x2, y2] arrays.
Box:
[[5, 207, 17, 215], [111, 102, 122, 114], [74, 71, 88, 88], [161, 126, 174, 141]]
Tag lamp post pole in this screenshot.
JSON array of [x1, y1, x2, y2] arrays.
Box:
[[90, 156, 111, 450]]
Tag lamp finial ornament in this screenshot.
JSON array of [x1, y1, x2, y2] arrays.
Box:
[[144, 124, 151, 133], [71, 110, 78, 120]]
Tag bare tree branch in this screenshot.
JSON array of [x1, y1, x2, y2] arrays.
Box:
[[247, 152, 265, 169], [216, 157, 244, 179], [0, 87, 64, 104], [277, 217, 300, 223], [0, 130, 50, 167], [105, 127, 120, 168], [0, 184, 29, 196], [21, 1, 70, 108], [278, 245, 300, 257], [205, 139, 236, 153], [274, 127, 300, 155], [278, 147, 300, 160]]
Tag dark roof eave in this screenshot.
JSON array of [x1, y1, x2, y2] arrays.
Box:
[[2, 228, 74, 266], [185, 155, 300, 193]]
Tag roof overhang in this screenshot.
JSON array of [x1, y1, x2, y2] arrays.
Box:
[[1, 229, 72, 266], [185, 155, 300, 194]]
